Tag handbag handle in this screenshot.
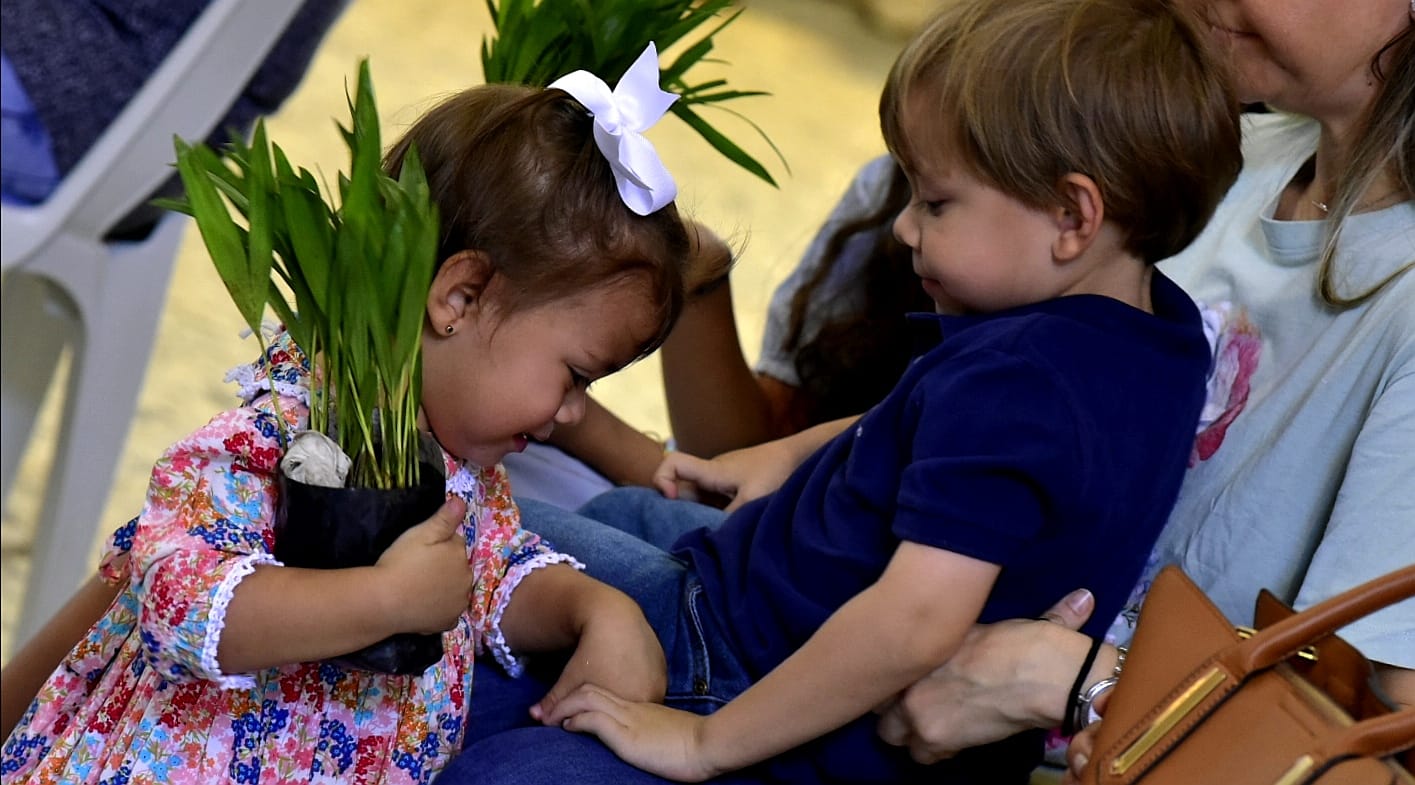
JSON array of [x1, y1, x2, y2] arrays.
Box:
[[1324, 708, 1415, 760], [1095, 566, 1415, 784], [1225, 565, 1415, 676]]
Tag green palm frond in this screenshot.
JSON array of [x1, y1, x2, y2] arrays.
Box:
[[166, 61, 438, 490], [481, 0, 786, 186]]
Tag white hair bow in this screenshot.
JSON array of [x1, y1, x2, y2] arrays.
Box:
[[549, 42, 678, 216]]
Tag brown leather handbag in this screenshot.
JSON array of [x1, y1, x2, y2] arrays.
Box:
[[1082, 564, 1415, 785]]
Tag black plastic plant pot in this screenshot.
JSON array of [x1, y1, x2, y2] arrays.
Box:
[[273, 461, 448, 675]]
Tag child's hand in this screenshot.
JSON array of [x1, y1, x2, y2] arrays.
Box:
[[373, 497, 472, 634], [653, 440, 795, 512], [549, 684, 719, 782], [531, 588, 666, 721]]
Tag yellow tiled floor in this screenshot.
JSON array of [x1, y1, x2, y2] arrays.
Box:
[[0, 0, 914, 661]]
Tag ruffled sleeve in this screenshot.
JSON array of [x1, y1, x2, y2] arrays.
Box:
[[128, 334, 309, 690], [452, 462, 583, 675]]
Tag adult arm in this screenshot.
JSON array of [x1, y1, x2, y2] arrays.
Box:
[[0, 573, 121, 738], [874, 588, 1099, 764], [661, 278, 804, 457], [549, 542, 1000, 781], [544, 221, 798, 482], [546, 396, 667, 487]]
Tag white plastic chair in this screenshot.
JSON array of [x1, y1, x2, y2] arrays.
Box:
[[1, 0, 307, 644]]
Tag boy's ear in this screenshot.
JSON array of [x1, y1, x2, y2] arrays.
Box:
[[427, 250, 494, 334], [1051, 173, 1104, 264]]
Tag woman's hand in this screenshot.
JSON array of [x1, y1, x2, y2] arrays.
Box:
[[874, 588, 1096, 763], [529, 582, 667, 722], [549, 683, 719, 783], [373, 496, 473, 634], [1061, 692, 1108, 785]]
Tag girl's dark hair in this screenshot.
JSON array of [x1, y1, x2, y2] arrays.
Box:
[[384, 84, 689, 358], [783, 161, 933, 426]]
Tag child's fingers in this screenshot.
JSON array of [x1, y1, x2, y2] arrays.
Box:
[[541, 683, 623, 727], [653, 473, 679, 499], [651, 454, 695, 497], [420, 497, 468, 541], [560, 705, 625, 740]]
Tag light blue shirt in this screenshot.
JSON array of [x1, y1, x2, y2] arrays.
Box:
[[1149, 112, 1415, 666]]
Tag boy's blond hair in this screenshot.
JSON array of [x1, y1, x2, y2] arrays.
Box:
[[881, 0, 1242, 263]]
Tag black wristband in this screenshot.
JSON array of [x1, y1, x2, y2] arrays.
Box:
[[1061, 636, 1104, 737]]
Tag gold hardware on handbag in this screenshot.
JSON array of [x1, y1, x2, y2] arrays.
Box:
[[1082, 564, 1415, 785]]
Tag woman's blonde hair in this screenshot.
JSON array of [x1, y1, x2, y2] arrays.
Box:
[[881, 0, 1242, 264], [1317, 20, 1414, 308]]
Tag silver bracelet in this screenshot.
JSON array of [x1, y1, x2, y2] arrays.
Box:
[[1076, 645, 1127, 731]]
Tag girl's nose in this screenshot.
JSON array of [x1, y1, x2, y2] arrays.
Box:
[[555, 386, 587, 426]]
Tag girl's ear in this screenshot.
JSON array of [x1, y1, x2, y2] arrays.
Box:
[[427, 250, 494, 335], [1051, 173, 1105, 264]]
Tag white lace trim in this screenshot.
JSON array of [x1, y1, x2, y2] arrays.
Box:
[[445, 464, 483, 501], [223, 363, 311, 408], [484, 552, 585, 676], [202, 552, 281, 690]]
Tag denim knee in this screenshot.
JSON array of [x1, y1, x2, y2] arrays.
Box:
[[578, 486, 726, 550]]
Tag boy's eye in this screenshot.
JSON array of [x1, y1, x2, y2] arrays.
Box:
[[569, 368, 592, 390], [921, 199, 947, 215]]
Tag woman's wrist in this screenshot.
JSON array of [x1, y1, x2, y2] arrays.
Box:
[[1075, 645, 1125, 731], [1022, 622, 1103, 728]]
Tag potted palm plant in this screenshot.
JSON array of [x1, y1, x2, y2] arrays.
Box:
[[165, 60, 446, 674]]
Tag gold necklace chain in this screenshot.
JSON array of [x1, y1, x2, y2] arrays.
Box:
[[1310, 188, 1409, 215]]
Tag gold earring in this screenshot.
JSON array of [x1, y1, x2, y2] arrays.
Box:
[[444, 324, 455, 335]]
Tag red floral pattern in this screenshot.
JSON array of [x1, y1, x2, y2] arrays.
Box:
[[1, 333, 561, 785]]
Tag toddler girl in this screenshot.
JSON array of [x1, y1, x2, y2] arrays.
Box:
[[1, 47, 689, 785]]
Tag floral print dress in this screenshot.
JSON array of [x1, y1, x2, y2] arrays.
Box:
[[1, 335, 578, 785]]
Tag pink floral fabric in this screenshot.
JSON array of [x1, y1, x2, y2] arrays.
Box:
[[1, 334, 575, 784], [1190, 302, 1261, 465]]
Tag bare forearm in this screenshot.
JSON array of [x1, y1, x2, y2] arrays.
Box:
[[2, 573, 121, 737], [662, 282, 779, 457], [217, 565, 407, 672], [497, 563, 636, 654], [701, 594, 953, 772], [549, 397, 665, 487], [699, 545, 997, 774]]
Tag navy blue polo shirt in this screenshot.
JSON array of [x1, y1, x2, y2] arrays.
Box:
[[672, 272, 1211, 783]]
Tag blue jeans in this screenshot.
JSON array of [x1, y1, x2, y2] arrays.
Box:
[[446, 491, 1035, 785], [448, 490, 761, 784]]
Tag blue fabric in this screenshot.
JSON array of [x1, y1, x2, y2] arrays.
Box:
[[0, 50, 59, 204], [0, 0, 345, 235], [0, 0, 348, 178], [678, 272, 1209, 678], [444, 727, 766, 785], [450, 274, 1209, 784], [454, 497, 1043, 785]]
